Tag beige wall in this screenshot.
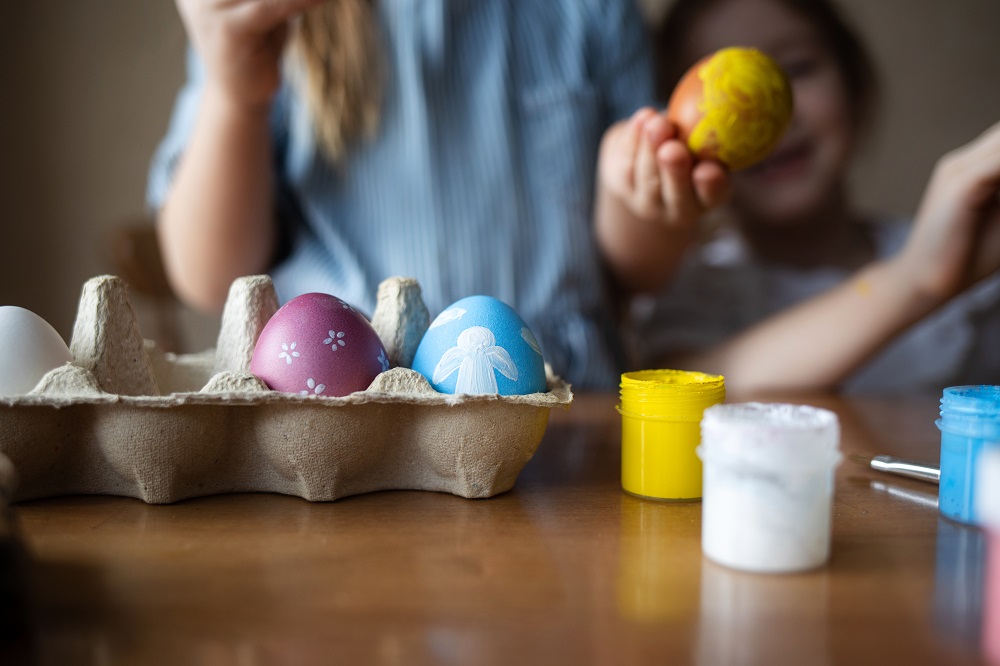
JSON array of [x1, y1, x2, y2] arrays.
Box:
[[1, 0, 999, 352], [840, 0, 1000, 213], [0, 1, 215, 349]]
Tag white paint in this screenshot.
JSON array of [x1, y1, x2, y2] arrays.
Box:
[[977, 446, 1000, 530], [699, 402, 841, 573]]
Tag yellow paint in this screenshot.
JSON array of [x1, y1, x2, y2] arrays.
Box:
[[690, 47, 793, 170], [854, 278, 873, 296], [619, 369, 726, 501]]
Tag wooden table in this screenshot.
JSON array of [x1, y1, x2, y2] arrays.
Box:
[[3, 392, 991, 664]]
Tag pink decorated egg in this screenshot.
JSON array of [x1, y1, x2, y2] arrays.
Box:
[[250, 293, 389, 396]]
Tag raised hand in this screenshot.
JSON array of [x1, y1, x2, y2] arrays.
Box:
[[896, 119, 1000, 303], [599, 107, 730, 229], [175, 0, 327, 110], [595, 106, 730, 293]]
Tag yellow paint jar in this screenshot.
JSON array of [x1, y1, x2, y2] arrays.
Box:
[[618, 369, 725, 501]]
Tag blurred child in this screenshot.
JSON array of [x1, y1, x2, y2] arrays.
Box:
[[628, 0, 1000, 393], [147, 0, 728, 390]]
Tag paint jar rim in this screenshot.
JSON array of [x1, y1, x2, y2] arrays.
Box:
[[621, 368, 725, 391], [698, 402, 841, 471], [620, 369, 726, 421], [938, 385, 1000, 438]]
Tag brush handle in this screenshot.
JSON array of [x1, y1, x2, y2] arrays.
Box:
[[870, 455, 940, 484]]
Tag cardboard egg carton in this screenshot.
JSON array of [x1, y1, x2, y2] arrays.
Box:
[[0, 275, 572, 504]]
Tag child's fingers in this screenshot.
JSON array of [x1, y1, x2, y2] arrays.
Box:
[[231, 0, 327, 33], [644, 113, 681, 149], [922, 119, 1000, 226], [657, 140, 701, 227], [957, 119, 1000, 200], [635, 133, 662, 205], [692, 160, 731, 210], [631, 107, 660, 126], [631, 111, 682, 214], [618, 110, 653, 190]]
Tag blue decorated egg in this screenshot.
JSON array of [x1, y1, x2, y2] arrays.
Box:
[[411, 296, 547, 396]]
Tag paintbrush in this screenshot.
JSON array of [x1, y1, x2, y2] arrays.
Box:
[[848, 453, 940, 484]]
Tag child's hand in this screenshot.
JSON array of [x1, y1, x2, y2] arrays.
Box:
[[595, 107, 731, 293], [896, 119, 1000, 302], [599, 107, 731, 230], [175, 0, 325, 110]]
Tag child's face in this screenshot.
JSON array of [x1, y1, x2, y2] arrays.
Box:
[[682, 0, 857, 226]]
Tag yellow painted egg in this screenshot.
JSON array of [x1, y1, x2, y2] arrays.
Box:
[[666, 47, 793, 171]]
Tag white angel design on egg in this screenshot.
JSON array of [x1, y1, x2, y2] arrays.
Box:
[[432, 326, 518, 394]]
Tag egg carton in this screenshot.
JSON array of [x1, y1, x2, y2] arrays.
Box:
[[0, 275, 572, 504]]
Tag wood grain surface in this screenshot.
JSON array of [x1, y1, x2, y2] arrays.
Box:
[[4, 392, 990, 665]]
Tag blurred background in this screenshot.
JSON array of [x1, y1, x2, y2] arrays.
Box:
[[1, 0, 999, 353]]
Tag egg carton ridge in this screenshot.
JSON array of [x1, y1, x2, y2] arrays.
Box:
[[0, 275, 572, 503]]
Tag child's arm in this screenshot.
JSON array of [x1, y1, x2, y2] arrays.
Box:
[[671, 119, 1000, 392], [157, 0, 324, 312], [595, 108, 730, 294]]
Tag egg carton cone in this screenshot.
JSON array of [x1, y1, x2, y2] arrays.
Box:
[[0, 275, 572, 503]]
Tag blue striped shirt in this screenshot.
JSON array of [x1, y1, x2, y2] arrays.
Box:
[[147, 0, 654, 390]]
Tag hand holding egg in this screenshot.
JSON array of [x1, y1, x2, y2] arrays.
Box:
[[667, 47, 793, 171]]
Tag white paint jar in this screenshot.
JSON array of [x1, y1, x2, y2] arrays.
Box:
[[977, 446, 1000, 662], [698, 402, 841, 573]]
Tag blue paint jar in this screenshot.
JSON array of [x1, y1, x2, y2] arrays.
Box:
[[937, 385, 1000, 524]]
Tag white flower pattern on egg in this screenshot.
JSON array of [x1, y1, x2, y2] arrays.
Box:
[[251, 293, 387, 396], [278, 342, 300, 365], [432, 326, 518, 394], [324, 330, 346, 350], [299, 377, 326, 396]]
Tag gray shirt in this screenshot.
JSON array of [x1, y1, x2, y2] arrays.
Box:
[[630, 218, 1000, 393]]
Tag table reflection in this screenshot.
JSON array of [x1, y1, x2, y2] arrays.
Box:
[[614, 493, 833, 664], [869, 479, 939, 510], [695, 560, 832, 666], [616, 495, 701, 622], [933, 517, 984, 650], [19, 492, 576, 665], [986, 529, 1000, 665]]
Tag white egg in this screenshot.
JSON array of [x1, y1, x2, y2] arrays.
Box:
[[0, 306, 73, 396]]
